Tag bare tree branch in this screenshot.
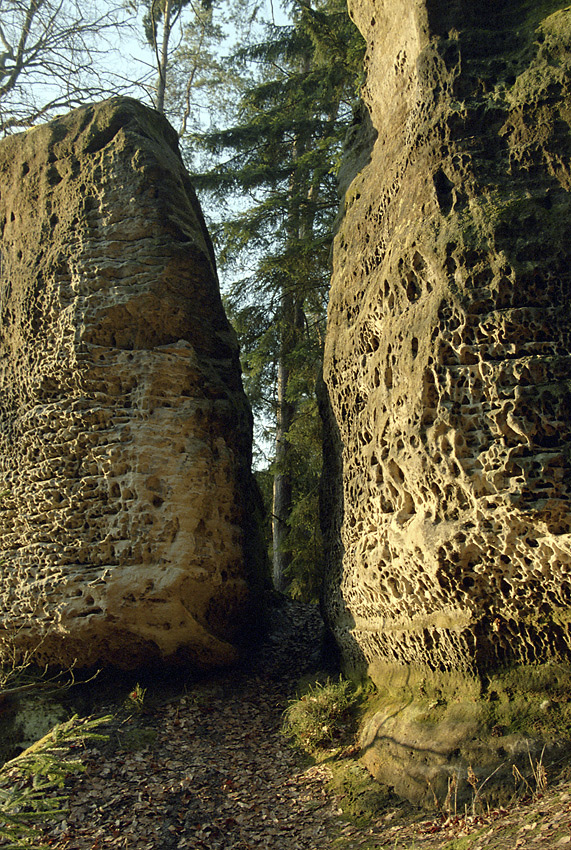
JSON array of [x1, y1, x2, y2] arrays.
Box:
[[0, 0, 147, 134]]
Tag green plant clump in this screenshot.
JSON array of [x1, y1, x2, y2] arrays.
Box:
[[283, 677, 360, 753], [123, 682, 147, 715], [0, 714, 109, 849]]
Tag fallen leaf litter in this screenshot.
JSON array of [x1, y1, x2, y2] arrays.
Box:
[[13, 599, 571, 850]]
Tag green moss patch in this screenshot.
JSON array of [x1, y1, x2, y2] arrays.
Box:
[[328, 761, 396, 824], [483, 663, 571, 737], [119, 727, 158, 753]]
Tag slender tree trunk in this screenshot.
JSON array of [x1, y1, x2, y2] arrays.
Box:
[[272, 286, 308, 590], [273, 285, 308, 590], [272, 309, 294, 591], [156, 0, 172, 114]]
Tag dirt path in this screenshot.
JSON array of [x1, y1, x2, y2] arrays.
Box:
[[41, 600, 352, 849], [37, 600, 571, 850], [45, 680, 345, 849]]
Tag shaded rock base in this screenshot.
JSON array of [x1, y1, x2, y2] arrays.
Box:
[[358, 661, 571, 809]]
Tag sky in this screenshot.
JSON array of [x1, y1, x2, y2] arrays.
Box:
[[111, 0, 290, 114]]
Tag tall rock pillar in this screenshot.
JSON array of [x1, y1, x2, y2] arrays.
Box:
[[0, 98, 267, 670], [322, 0, 571, 804]]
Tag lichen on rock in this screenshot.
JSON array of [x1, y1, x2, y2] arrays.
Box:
[[321, 0, 571, 806], [0, 97, 267, 670]]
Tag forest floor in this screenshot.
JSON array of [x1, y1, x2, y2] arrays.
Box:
[[30, 598, 571, 850]]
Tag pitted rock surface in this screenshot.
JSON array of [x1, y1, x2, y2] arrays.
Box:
[[0, 98, 265, 669], [322, 0, 571, 677]]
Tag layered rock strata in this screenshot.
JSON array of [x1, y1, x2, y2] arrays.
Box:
[[322, 0, 571, 804], [0, 98, 266, 670]]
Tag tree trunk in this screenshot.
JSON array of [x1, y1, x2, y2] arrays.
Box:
[[272, 323, 294, 591], [272, 286, 307, 591], [156, 0, 172, 114]]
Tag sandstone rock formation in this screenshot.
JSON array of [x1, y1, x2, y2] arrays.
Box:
[[0, 98, 266, 670], [322, 0, 571, 804]]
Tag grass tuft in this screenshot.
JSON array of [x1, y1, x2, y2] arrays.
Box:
[[282, 677, 361, 754]]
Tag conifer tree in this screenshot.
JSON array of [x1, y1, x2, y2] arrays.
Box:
[[182, 0, 364, 595], [0, 715, 110, 848], [166, 2, 235, 137], [138, 0, 234, 143]]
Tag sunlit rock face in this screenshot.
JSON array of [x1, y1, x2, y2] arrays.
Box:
[[321, 0, 571, 806], [0, 97, 266, 670], [322, 0, 571, 677]]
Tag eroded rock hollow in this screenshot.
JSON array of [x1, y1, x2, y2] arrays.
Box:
[[322, 0, 571, 804], [0, 98, 266, 670]]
